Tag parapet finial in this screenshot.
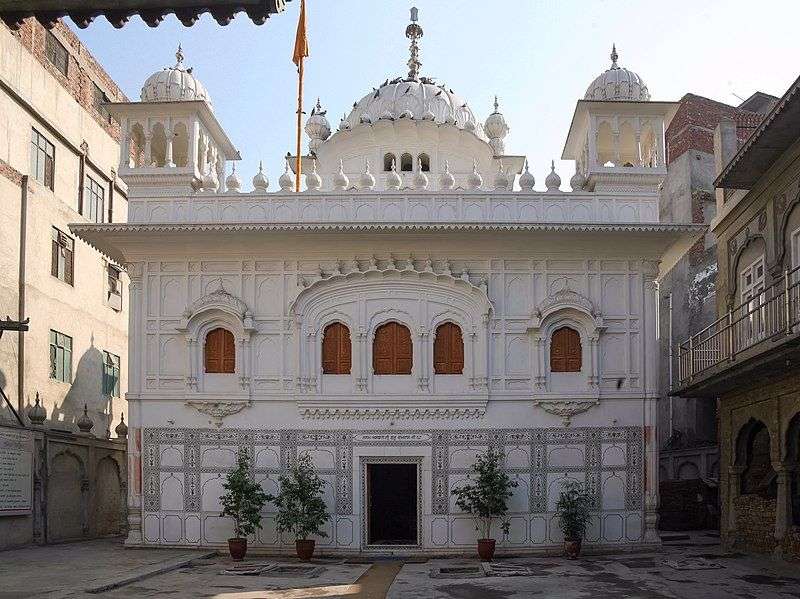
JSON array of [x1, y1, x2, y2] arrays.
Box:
[[175, 43, 184, 68]]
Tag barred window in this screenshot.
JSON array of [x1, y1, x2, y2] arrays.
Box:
[[31, 128, 55, 190], [49, 330, 72, 383], [51, 227, 74, 285], [45, 31, 68, 76], [102, 351, 120, 397], [83, 176, 105, 223]]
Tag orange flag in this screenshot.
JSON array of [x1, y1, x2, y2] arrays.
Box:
[[292, 0, 309, 68]]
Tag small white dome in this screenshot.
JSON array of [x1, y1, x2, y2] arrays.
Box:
[[413, 169, 429, 190], [467, 160, 483, 190], [360, 159, 376, 190], [305, 161, 322, 191], [545, 160, 562, 192], [305, 99, 331, 153], [279, 159, 294, 191], [519, 160, 535, 191], [333, 159, 350, 190], [252, 161, 268, 193], [342, 78, 487, 140], [226, 164, 241, 192], [439, 161, 455, 190], [493, 162, 509, 190], [584, 45, 650, 102], [141, 45, 213, 108], [385, 159, 402, 190], [570, 167, 586, 191]]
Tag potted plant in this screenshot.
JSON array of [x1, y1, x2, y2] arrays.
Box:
[[451, 447, 517, 561], [219, 449, 268, 561], [266, 453, 330, 561], [555, 480, 592, 559]]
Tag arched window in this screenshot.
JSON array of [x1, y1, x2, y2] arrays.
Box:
[[373, 322, 412, 374], [550, 327, 582, 373], [739, 420, 776, 497], [433, 322, 463, 374], [322, 322, 351, 374], [383, 152, 396, 172], [400, 153, 413, 172], [205, 327, 235, 373], [418, 153, 431, 172]]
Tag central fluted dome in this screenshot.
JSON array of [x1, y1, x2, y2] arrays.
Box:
[[341, 77, 486, 140], [584, 45, 650, 102], [140, 45, 213, 109]]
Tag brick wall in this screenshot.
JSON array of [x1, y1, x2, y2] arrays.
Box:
[[666, 94, 764, 166], [733, 495, 776, 553], [6, 18, 128, 143]]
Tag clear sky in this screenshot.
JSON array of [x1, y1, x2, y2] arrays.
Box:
[[73, 0, 800, 189]]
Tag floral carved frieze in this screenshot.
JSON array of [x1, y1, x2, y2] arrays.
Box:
[[533, 399, 598, 427], [185, 400, 252, 427]]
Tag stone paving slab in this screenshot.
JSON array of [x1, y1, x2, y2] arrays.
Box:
[[387, 547, 800, 599], [0, 538, 207, 599]]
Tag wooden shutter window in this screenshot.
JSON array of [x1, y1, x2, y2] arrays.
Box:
[[433, 322, 464, 374], [322, 322, 351, 374], [550, 327, 582, 373], [205, 328, 235, 374], [373, 322, 412, 375]]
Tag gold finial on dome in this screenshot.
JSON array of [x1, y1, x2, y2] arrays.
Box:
[[610, 43, 619, 69]]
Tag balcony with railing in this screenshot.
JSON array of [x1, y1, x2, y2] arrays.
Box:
[[676, 265, 800, 394]]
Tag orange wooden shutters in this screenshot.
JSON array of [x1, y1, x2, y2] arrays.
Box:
[[373, 322, 412, 374], [322, 323, 351, 374], [205, 328, 235, 373], [550, 327, 582, 373], [433, 322, 464, 374]]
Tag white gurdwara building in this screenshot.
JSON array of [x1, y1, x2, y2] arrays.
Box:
[[74, 13, 702, 553]]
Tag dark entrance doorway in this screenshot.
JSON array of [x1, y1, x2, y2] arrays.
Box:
[[367, 463, 418, 545]]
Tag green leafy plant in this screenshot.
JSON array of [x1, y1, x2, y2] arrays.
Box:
[[451, 447, 517, 540], [555, 480, 593, 541], [220, 449, 269, 539], [266, 453, 330, 540]]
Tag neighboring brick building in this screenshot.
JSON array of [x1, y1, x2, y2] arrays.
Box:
[[0, 18, 129, 547], [658, 93, 773, 491], [674, 73, 800, 557]]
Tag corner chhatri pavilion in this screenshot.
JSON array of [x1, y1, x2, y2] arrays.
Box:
[[73, 9, 702, 553]]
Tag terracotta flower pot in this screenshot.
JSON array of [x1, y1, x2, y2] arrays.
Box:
[[296, 539, 316, 561], [564, 537, 582, 559], [228, 537, 247, 561], [477, 538, 496, 561]]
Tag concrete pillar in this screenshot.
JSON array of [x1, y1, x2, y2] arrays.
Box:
[[714, 118, 739, 210], [164, 129, 174, 168], [643, 272, 661, 544], [143, 133, 152, 167]]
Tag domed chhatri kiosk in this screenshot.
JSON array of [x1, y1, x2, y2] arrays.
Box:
[[80, 9, 703, 554]]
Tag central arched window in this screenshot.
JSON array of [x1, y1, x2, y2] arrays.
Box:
[[400, 153, 413, 172], [322, 322, 351, 374], [418, 153, 430, 172], [433, 322, 463, 374], [383, 152, 396, 172], [205, 327, 235, 373], [550, 327, 582, 373], [373, 322, 412, 374]]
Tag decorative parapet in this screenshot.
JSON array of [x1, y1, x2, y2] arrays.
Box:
[[298, 398, 487, 421], [127, 190, 659, 226]]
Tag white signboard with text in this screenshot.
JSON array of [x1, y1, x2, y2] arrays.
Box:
[[0, 427, 33, 516]]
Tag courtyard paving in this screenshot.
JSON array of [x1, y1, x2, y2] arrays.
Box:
[[1, 535, 800, 599]]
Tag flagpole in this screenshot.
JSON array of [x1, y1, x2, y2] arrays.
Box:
[[295, 53, 303, 192]]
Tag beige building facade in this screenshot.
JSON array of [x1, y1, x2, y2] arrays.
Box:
[[0, 18, 129, 547], [675, 74, 800, 557]]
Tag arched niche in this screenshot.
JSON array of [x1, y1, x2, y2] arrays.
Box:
[[383, 152, 396, 172], [150, 122, 167, 167], [129, 122, 145, 168], [618, 121, 638, 166], [528, 288, 605, 393], [172, 121, 189, 167], [596, 121, 615, 166], [176, 279, 255, 394], [289, 267, 491, 402], [727, 234, 767, 308]]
